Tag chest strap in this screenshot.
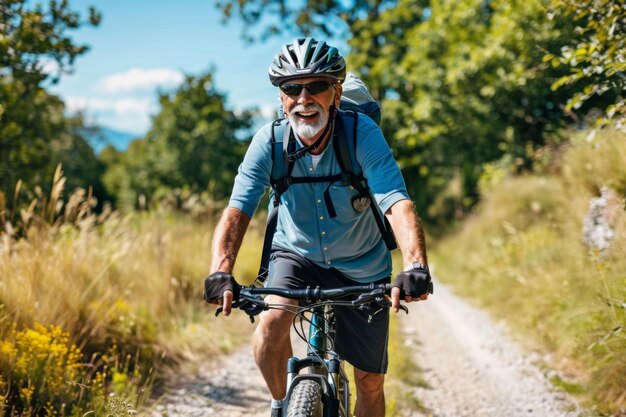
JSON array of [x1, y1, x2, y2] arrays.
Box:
[[257, 115, 396, 283]]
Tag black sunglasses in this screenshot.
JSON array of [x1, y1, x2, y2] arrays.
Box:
[[280, 81, 333, 97]]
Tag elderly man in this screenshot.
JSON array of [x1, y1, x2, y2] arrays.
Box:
[[204, 37, 431, 417]]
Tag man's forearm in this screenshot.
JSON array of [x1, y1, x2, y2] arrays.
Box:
[[386, 199, 428, 267], [210, 207, 251, 273]]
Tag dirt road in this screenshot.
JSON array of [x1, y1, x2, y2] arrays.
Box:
[[150, 279, 581, 417], [401, 280, 581, 417]]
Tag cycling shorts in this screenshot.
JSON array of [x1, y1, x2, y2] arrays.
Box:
[[267, 249, 390, 374]]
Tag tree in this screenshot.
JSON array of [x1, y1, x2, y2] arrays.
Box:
[[216, 0, 389, 40], [51, 114, 109, 203], [215, 0, 611, 226], [0, 0, 101, 201], [546, 0, 626, 130], [370, 0, 584, 218], [101, 72, 253, 208]]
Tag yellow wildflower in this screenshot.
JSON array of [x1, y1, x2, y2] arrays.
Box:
[[20, 386, 34, 402]]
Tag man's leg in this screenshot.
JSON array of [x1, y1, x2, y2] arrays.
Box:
[[252, 295, 298, 400], [353, 367, 385, 417]]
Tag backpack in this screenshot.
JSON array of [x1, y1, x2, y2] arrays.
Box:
[[257, 73, 397, 281]]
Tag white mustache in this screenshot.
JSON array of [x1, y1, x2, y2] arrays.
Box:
[[291, 104, 323, 114]]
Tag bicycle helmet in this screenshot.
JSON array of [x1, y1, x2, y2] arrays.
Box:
[[269, 37, 347, 86]]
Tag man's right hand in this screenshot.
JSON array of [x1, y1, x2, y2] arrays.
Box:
[[203, 272, 241, 316]]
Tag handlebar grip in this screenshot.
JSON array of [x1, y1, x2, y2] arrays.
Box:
[[385, 281, 434, 297]]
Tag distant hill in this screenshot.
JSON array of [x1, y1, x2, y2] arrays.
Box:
[[88, 127, 138, 153]]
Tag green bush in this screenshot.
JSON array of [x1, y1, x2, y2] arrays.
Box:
[[431, 127, 625, 413]]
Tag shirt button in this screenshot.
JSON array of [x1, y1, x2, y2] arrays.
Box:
[[319, 216, 324, 220], [317, 199, 322, 204], [309, 167, 314, 171], [326, 261, 332, 265], [323, 247, 328, 251], [321, 231, 326, 235]]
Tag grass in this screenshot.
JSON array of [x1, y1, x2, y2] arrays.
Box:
[[430, 127, 626, 414], [385, 311, 430, 417], [0, 171, 259, 416]]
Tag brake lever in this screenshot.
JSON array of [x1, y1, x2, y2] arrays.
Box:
[[375, 298, 409, 314], [215, 298, 267, 323], [214, 298, 248, 317]]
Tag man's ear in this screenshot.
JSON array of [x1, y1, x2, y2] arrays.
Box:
[[334, 84, 343, 107]]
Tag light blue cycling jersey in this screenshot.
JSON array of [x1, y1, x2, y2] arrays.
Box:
[[228, 112, 409, 282]]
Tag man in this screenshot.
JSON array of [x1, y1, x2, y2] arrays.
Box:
[[204, 37, 431, 417]]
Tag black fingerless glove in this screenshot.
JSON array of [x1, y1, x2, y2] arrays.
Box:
[[392, 266, 433, 298], [203, 272, 241, 303]]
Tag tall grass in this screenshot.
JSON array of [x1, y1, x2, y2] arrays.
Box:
[[431, 128, 625, 413], [0, 167, 259, 416]]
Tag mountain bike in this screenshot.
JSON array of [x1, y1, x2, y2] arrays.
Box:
[[215, 283, 413, 417]]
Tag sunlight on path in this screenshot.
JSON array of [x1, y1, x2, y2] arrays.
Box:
[[150, 324, 310, 417], [400, 277, 582, 417]]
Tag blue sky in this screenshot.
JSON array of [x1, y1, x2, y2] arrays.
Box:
[[49, 0, 330, 136]]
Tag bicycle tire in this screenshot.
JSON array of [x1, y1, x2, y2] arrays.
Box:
[[287, 380, 324, 417]]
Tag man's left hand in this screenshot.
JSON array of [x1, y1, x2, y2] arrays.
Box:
[[391, 267, 432, 312]]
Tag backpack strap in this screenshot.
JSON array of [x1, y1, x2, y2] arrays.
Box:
[[257, 120, 287, 282], [335, 112, 397, 251]]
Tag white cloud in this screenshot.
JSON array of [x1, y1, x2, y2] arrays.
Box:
[[65, 96, 157, 134], [100, 68, 184, 94]]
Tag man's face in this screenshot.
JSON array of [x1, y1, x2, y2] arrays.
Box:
[[280, 77, 342, 141]]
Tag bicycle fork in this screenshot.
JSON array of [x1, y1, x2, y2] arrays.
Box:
[[283, 309, 351, 416]]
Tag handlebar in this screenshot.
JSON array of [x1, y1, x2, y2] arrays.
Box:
[[215, 283, 410, 321], [245, 282, 391, 301]]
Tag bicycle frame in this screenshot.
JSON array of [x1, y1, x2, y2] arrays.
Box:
[[218, 283, 415, 417], [283, 304, 351, 417]]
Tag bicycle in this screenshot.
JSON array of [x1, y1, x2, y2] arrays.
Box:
[[214, 282, 419, 417]]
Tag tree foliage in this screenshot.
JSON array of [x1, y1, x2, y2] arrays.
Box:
[[216, 0, 391, 40], [546, 0, 626, 129], [366, 0, 590, 220], [216, 0, 614, 224], [101, 72, 252, 208], [0, 0, 101, 203]]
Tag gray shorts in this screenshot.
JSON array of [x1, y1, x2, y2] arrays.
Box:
[[267, 250, 390, 374]]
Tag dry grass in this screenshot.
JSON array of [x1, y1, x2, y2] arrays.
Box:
[[431, 127, 626, 413], [0, 168, 258, 415]]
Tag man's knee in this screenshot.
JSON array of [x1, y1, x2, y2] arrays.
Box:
[[353, 368, 385, 397], [255, 296, 296, 339]]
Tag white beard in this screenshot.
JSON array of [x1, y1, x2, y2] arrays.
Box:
[[288, 103, 329, 140]]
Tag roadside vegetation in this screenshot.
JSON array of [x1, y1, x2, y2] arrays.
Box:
[[431, 127, 625, 414], [0, 171, 260, 415]]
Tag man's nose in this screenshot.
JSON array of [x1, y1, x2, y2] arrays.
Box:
[[296, 87, 313, 103]]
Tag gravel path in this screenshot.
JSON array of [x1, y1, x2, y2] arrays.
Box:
[[150, 279, 582, 417], [150, 345, 269, 417], [403, 279, 582, 417], [150, 329, 308, 417]]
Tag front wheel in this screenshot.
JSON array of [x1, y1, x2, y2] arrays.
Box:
[[287, 380, 324, 417]]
